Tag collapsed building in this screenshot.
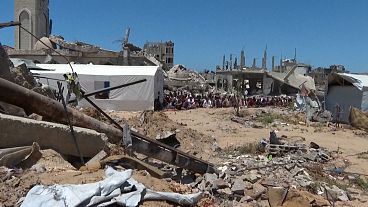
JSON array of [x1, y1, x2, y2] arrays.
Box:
[[164, 64, 211, 93], [143, 41, 174, 70], [215, 49, 315, 96], [310, 64, 348, 91]]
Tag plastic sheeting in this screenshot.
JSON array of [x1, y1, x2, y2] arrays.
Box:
[[20, 167, 203, 207], [31, 64, 164, 111], [336, 73, 368, 91]]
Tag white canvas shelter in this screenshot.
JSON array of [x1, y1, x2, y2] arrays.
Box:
[[31, 64, 164, 111], [326, 73, 368, 122]]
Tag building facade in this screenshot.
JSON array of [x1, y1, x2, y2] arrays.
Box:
[[14, 0, 50, 50], [143, 41, 174, 70]]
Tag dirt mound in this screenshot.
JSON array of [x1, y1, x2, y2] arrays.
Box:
[[128, 111, 214, 160], [80, 107, 108, 122]]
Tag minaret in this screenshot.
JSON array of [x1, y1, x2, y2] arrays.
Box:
[[294, 48, 297, 62], [240, 50, 245, 70], [230, 54, 233, 70], [222, 55, 225, 70], [14, 0, 50, 50], [280, 53, 283, 72], [262, 46, 267, 69], [252, 58, 256, 69]]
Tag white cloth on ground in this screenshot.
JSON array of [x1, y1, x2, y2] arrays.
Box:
[[20, 166, 203, 207]]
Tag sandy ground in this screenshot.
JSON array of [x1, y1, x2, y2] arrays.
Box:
[[164, 107, 368, 175], [3, 107, 368, 206]]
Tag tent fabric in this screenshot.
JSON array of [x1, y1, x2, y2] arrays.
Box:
[[20, 167, 203, 207], [32, 64, 164, 111], [336, 73, 368, 91]]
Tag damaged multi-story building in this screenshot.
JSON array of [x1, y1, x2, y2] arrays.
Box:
[[143, 41, 174, 70], [215, 48, 316, 96], [6, 0, 172, 68]]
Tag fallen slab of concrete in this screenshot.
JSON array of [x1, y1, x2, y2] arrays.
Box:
[[0, 113, 107, 158]]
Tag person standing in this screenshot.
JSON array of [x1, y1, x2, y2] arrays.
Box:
[[63, 72, 81, 105]]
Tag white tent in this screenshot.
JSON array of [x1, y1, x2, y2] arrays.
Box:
[[31, 64, 164, 111]]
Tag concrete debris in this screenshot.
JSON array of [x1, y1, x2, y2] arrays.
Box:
[[0, 142, 41, 168], [0, 113, 108, 157], [155, 131, 181, 148], [165, 64, 211, 92], [0, 40, 367, 206], [325, 185, 350, 202], [231, 178, 246, 195], [267, 187, 287, 207]]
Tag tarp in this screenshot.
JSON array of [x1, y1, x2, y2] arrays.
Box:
[[31, 64, 164, 111], [335, 73, 368, 91], [349, 106, 368, 131], [20, 167, 203, 207]]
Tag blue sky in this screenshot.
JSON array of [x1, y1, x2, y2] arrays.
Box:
[[1, 0, 367, 72]]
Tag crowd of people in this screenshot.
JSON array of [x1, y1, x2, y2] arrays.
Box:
[[161, 91, 294, 111]]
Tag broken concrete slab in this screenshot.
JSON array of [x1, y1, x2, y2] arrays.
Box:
[[267, 187, 287, 207], [242, 171, 261, 183], [204, 173, 218, 185], [212, 179, 229, 190], [231, 178, 245, 195], [249, 183, 267, 200], [0, 44, 13, 81], [0, 142, 41, 168], [0, 113, 107, 158]]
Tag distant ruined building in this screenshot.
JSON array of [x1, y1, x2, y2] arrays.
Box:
[[143, 41, 174, 70], [8, 0, 172, 68]]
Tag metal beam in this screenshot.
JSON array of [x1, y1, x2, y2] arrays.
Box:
[[82, 79, 146, 98], [0, 21, 21, 29]]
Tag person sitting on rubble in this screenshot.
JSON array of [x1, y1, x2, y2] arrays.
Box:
[[63, 72, 81, 105], [188, 95, 196, 109]]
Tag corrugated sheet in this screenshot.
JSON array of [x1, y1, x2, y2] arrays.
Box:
[[336, 73, 368, 91]]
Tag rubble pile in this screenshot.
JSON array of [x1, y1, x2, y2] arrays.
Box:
[[177, 138, 364, 206], [164, 64, 211, 92], [128, 111, 214, 159], [0, 44, 214, 206], [231, 107, 306, 128], [1, 40, 368, 206], [0, 44, 55, 111]]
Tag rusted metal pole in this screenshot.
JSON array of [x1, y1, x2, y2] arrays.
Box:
[[82, 79, 146, 98]]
